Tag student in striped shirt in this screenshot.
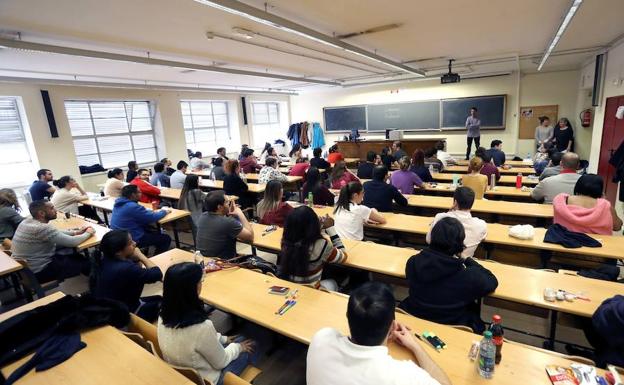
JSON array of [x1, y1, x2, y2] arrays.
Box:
[[279, 206, 347, 291]]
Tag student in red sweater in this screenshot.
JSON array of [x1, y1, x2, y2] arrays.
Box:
[[288, 158, 310, 178], [130, 168, 162, 206], [239, 148, 262, 174], [257, 180, 293, 227], [327, 145, 344, 164], [329, 161, 359, 189]]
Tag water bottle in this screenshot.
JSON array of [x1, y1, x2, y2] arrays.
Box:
[[478, 331, 496, 378], [194, 250, 205, 269], [526, 152, 531, 160], [99, 187, 105, 197], [429, 164, 434, 174], [515, 173, 522, 189], [490, 173, 496, 190], [210, 170, 216, 182], [240, 171, 247, 183], [307, 192, 314, 207], [489, 315, 504, 364], [452, 174, 459, 188]]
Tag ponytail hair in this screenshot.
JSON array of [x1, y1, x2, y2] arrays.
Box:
[[89, 230, 131, 293], [52, 175, 72, 188], [108, 168, 123, 179], [334, 181, 362, 213]]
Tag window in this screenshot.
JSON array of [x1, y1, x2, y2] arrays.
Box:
[[65, 101, 157, 168], [0, 97, 37, 188], [251, 102, 282, 147], [181, 100, 236, 155]]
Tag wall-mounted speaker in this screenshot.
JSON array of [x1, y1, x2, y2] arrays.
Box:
[[241, 96, 248, 125], [40, 90, 59, 138], [592, 53, 604, 107]]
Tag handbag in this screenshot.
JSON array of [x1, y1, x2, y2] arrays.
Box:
[[227, 254, 277, 275]]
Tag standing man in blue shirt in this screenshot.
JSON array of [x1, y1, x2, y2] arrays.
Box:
[[465, 107, 481, 160]]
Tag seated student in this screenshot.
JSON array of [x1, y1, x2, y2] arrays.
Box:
[[424, 148, 444, 173], [150, 162, 171, 188], [329, 161, 359, 189], [190, 151, 211, 171], [258, 157, 288, 185], [131, 168, 163, 206], [485, 140, 505, 167], [357, 151, 377, 179], [584, 295, 624, 368], [307, 281, 451, 385], [51, 175, 102, 223], [258, 142, 272, 163], [177, 175, 206, 240], [104, 168, 125, 197], [434, 140, 456, 167], [461, 157, 488, 199], [158, 262, 258, 385], [29, 168, 56, 201], [160, 158, 176, 176], [126, 161, 139, 183], [11, 200, 94, 282], [390, 156, 424, 194], [0, 189, 23, 241], [333, 182, 386, 241], [409, 149, 433, 183], [533, 145, 550, 174], [210, 158, 226, 181], [238, 144, 249, 161], [400, 217, 498, 333], [539, 151, 563, 180], [196, 191, 254, 259], [110, 185, 171, 255], [310, 147, 331, 170], [380, 147, 395, 169], [326, 145, 344, 164], [531, 152, 581, 204], [363, 166, 408, 212], [426, 187, 487, 258], [257, 180, 293, 227], [223, 160, 253, 209], [302, 167, 335, 206], [392, 141, 407, 162], [553, 174, 622, 235], [474, 147, 500, 182], [170, 161, 188, 189], [280, 206, 346, 290], [91, 230, 163, 322], [239, 149, 262, 174], [215, 147, 229, 162], [288, 158, 310, 178]]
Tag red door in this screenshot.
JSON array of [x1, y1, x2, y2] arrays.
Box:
[[597, 95, 624, 204]]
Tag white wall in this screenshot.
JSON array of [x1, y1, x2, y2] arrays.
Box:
[[0, 82, 289, 192], [290, 70, 580, 158]]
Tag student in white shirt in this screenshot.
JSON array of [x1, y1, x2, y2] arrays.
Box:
[[158, 262, 258, 385], [51, 175, 102, 223], [425, 187, 487, 258], [170, 161, 188, 189], [307, 281, 451, 385], [434, 140, 456, 167], [333, 182, 385, 240], [104, 168, 125, 197]]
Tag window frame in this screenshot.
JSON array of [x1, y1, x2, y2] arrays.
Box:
[[250, 101, 282, 147], [181, 100, 233, 155], [65, 100, 157, 169], [0, 96, 38, 188]]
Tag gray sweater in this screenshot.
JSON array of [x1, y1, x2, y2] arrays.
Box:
[[531, 172, 581, 204], [0, 206, 23, 240], [11, 218, 91, 273]]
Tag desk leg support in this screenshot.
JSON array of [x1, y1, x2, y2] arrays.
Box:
[[172, 221, 181, 248], [545, 310, 558, 350], [484, 243, 494, 260], [102, 209, 109, 226], [540, 250, 552, 269]]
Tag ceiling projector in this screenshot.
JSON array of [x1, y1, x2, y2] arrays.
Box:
[[441, 59, 460, 84]]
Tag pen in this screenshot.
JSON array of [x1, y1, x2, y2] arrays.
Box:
[[279, 301, 296, 315], [275, 300, 292, 315]]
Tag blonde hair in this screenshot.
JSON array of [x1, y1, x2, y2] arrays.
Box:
[[398, 156, 410, 171], [0, 189, 19, 210], [469, 157, 484, 172]]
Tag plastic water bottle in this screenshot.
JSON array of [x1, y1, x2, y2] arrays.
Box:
[[194, 250, 205, 269], [478, 331, 496, 379], [489, 315, 504, 364], [307, 192, 314, 207], [490, 173, 496, 190], [429, 164, 434, 174], [526, 152, 531, 160]]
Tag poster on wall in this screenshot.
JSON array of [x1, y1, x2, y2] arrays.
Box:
[[518, 105, 558, 140]]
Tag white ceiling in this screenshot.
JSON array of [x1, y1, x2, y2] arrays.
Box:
[[0, 0, 622, 91]]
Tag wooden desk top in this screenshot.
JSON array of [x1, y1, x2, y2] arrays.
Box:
[[148, 254, 601, 385], [443, 165, 536, 175], [456, 159, 534, 167], [423, 183, 532, 198], [158, 187, 181, 200], [199, 179, 266, 194], [406, 195, 552, 218], [50, 216, 110, 250], [83, 198, 189, 225], [0, 250, 22, 277], [243, 173, 303, 184], [432, 172, 539, 186], [0, 291, 65, 323]]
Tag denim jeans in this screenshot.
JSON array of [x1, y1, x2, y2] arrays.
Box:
[[216, 336, 259, 385]]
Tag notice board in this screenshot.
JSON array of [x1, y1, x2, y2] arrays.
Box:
[[518, 105, 558, 139]]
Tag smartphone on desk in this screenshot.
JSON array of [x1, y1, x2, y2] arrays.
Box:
[[268, 286, 290, 295]]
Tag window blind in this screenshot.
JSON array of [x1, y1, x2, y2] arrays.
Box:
[[251, 102, 282, 147], [181, 100, 233, 155], [0, 97, 37, 187]]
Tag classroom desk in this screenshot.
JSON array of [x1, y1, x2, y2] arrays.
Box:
[[0, 294, 192, 385], [240, 173, 303, 184], [456, 159, 534, 167], [50, 216, 110, 250], [405, 195, 552, 220], [0, 291, 65, 323], [432, 172, 539, 186], [0, 250, 22, 277], [198, 179, 267, 194], [443, 165, 536, 175], [150, 250, 603, 385], [421, 183, 533, 200], [83, 197, 190, 247]]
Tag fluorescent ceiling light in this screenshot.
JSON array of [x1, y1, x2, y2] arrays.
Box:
[[537, 0, 583, 71], [193, 0, 424, 76]]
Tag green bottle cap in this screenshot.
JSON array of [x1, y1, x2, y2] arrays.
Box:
[[483, 331, 493, 338]]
